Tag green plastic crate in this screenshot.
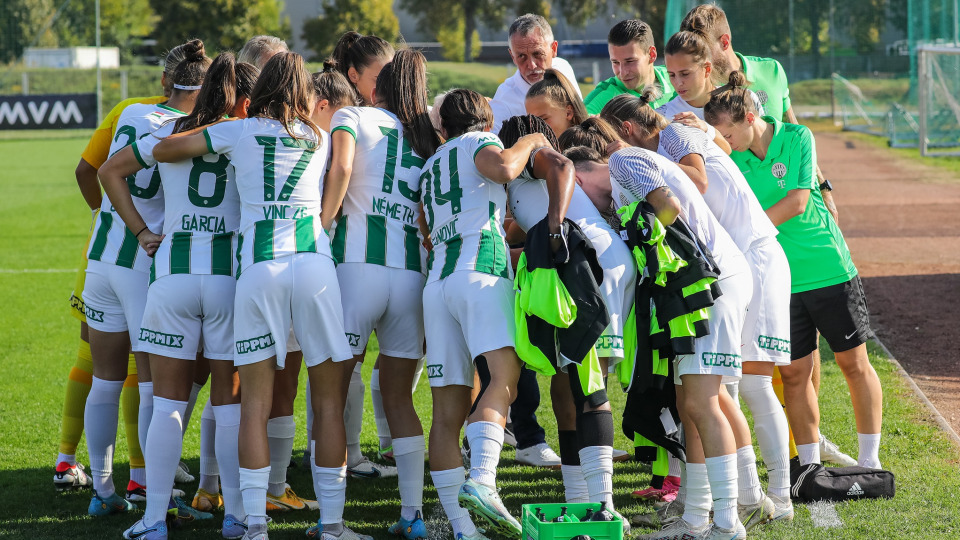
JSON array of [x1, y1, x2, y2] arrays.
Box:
[[521, 502, 624, 540]]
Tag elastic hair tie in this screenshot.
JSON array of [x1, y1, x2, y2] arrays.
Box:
[[173, 83, 202, 90]]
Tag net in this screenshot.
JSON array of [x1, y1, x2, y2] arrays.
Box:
[[919, 44, 960, 156]]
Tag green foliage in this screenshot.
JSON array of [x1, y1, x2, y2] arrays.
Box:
[[53, 0, 158, 64], [401, 0, 512, 63], [1, 0, 64, 63], [426, 63, 503, 97], [148, 0, 287, 54], [435, 13, 482, 62], [300, 0, 399, 61]]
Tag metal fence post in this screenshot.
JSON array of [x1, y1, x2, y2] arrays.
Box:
[[21, 72, 28, 95], [121, 70, 128, 101]]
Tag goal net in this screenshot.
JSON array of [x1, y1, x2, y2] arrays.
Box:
[[919, 44, 960, 156]]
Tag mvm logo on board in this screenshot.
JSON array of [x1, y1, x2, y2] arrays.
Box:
[[0, 94, 97, 130]]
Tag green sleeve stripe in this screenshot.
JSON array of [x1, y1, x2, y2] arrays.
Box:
[[473, 141, 503, 160], [202, 129, 215, 155], [131, 141, 149, 169], [331, 126, 357, 139]]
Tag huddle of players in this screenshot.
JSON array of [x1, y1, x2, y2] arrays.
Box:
[[52, 4, 885, 540]]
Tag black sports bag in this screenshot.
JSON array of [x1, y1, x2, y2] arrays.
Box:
[[790, 463, 895, 503]]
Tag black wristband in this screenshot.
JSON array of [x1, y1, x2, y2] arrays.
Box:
[[135, 226, 149, 238], [819, 180, 834, 192]]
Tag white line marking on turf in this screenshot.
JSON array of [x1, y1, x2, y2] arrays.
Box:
[[0, 268, 76, 273], [808, 501, 843, 528]]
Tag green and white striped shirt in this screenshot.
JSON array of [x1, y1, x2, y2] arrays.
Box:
[[134, 122, 240, 281], [329, 107, 426, 272], [88, 103, 185, 272], [204, 118, 332, 274], [421, 131, 512, 283]]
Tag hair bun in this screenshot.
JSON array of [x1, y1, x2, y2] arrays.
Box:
[[322, 57, 338, 73], [727, 70, 747, 88], [184, 39, 206, 62]]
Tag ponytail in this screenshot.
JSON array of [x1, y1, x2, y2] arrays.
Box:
[[599, 92, 669, 141], [312, 58, 358, 110], [557, 117, 622, 158], [249, 52, 322, 144], [332, 31, 394, 104], [704, 70, 754, 125], [170, 39, 211, 93], [679, 4, 731, 43], [375, 49, 441, 159], [526, 69, 588, 126]]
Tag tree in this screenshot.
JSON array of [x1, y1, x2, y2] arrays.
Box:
[[1, 0, 59, 64], [301, 0, 399, 61], [55, 0, 158, 63], [401, 0, 513, 62], [435, 9, 483, 62], [148, 0, 288, 54]]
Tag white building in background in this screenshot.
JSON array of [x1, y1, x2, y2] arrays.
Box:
[[23, 47, 120, 69]]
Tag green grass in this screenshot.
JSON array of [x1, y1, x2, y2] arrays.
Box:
[[2, 135, 960, 539], [789, 77, 910, 108]]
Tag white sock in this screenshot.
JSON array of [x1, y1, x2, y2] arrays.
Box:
[[130, 467, 146, 486], [676, 455, 687, 504], [370, 368, 392, 450], [343, 364, 365, 467], [137, 382, 154, 456], [145, 397, 187, 524], [579, 446, 614, 507], [305, 379, 313, 449], [725, 381, 739, 403], [393, 435, 425, 520], [313, 465, 347, 526], [56, 453, 76, 467], [466, 421, 503, 486], [239, 466, 270, 525], [560, 465, 589, 503], [267, 415, 295, 497], [199, 400, 220, 493], [85, 377, 123, 497], [797, 442, 821, 466], [213, 404, 243, 519], [181, 382, 203, 436], [430, 467, 476, 537], [682, 462, 710, 527], [739, 374, 791, 498], [668, 452, 683, 478], [705, 454, 739, 530], [857, 433, 882, 469], [736, 445, 763, 505]]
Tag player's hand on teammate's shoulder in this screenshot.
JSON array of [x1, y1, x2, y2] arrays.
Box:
[[672, 111, 709, 133]]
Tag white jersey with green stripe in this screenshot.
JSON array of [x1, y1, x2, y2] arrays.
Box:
[[203, 117, 332, 273], [134, 123, 241, 282], [88, 102, 185, 273], [421, 131, 512, 283], [328, 107, 426, 273]]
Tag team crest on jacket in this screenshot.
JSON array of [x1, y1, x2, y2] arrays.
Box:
[[756, 90, 768, 105], [771, 162, 787, 179]]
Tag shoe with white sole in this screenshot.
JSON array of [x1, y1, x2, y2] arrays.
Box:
[[768, 493, 795, 522], [320, 526, 374, 540], [347, 456, 397, 479], [123, 518, 168, 540], [54, 462, 92, 491], [612, 448, 631, 462], [738, 496, 774, 531], [175, 461, 196, 484], [819, 434, 857, 467], [242, 522, 268, 540], [265, 484, 318, 512], [636, 517, 709, 540], [514, 443, 561, 468], [704, 521, 746, 540], [222, 514, 247, 539]]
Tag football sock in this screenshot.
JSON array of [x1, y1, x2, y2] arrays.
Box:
[[370, 368, 392, 451], [130, 466, 146, 486], [706, 453, 739, 530], [239, 466, 269, 526], [579, 446, 614, 507], [797, 442, 820, 466], [668, 452, 683, 479], [199, 401, 220, 493], [682, 462, 710, 528], [559, 430, 588, 503], [266, 416, 295, 497], [85, 377, 124, 498], [305, 380, 313, 448], [739, 374, 791, 498], [181, 382, 203, 436], [393, 435, 425, 520], [314, 465, 347, 527], [137, 382, 154, 457], [466, 421, 503, 486], [430, 467, 476, 537], [57, 336, 93, 462], [145, 397, 187, 524], [121, 354, 144, 470], [344, 364, 364, 467], [213, 403, 243, 519], [857, 432, 882, 469], [736, 445, 764, 506]]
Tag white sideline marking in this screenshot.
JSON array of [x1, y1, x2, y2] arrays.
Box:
[[0, 268, 76, 273], [808, 501, 843, 528]]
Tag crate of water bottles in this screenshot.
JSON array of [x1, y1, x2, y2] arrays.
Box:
[[521, 502, 624, 540]]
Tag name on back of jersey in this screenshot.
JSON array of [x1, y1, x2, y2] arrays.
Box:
[[372, 195, 416, 225], [431, 217, 459, 246], [262, 204, 307, 220], [181, 213, 227, 233]]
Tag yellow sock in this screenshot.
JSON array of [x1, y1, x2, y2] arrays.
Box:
[[58, 338, 93, 456], [121, 353, 144, 469], [772, 366, 798, 459]]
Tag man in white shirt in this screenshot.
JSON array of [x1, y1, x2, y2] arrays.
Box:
[[490, 13, 582, 134]]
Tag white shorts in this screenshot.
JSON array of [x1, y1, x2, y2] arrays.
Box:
[[589, 231, 636, 363], [423, 271, 515, 388], [742, 239, 791, 365], [338, 263, 425, 359], [233, 253, 353, 369], [82, 260, 149, 351], [675, 270, 753, 385], [139, 274, 236, 361]]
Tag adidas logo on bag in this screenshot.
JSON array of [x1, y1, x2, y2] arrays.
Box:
[[847, 482, 865, 496]]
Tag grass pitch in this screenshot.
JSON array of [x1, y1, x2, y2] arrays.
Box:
[[1, 135, 959, 539]]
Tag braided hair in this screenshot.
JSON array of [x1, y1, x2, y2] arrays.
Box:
[[498, 114, 559, 150]]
